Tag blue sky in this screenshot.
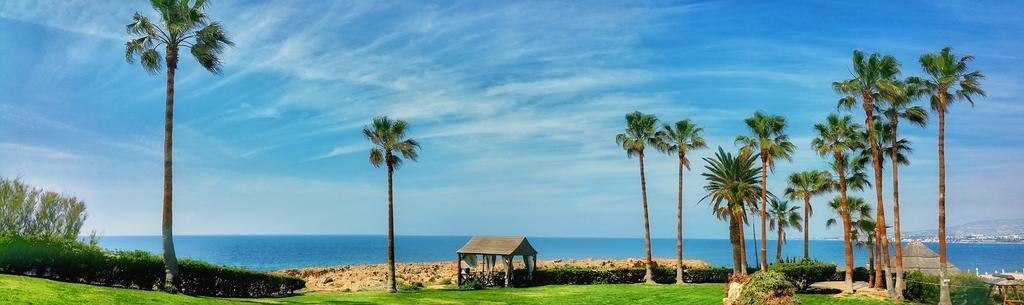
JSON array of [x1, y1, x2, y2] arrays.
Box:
[[1, 0, 1021, 239]]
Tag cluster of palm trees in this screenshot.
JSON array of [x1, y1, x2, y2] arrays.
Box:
[[122, 2, 982, 302], [617, 48, 983, 304], [616, 113, 707, 284]]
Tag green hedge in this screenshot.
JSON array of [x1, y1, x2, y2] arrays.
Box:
[[0, 234, 303, 297], [767, 260, 836, 291], [509, 266, 733, 286], [904, 272, 993, 305], [830, 266, 870, 282]]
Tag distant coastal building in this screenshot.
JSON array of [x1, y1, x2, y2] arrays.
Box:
[[890, 241, 960, 275]]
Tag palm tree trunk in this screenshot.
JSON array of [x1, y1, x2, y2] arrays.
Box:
[[760, 156, 768, 270], [776, 227, 783, 263], [875, 239, 884, 288], [836, 151, 854, 293], [738, 218, 748, 274], [937, 102, 952, 305], [639, 151, 654, 284], [891, 119, 905, 299], [863, 98, 893, 297], [729, 215, 743, 275], [750, 216, 759, 270], [803, 194, 810, 260], [868, 244, 875, 288], [386, 161, 397, 292], [676, 155, 685, 284], [161, 49, 180, 293]]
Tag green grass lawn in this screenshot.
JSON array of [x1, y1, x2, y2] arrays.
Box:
[[0, 274, 898, 305]]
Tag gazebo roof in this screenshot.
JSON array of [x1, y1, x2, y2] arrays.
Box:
[[457, 236, 537, 256], [890, 241, 960, 275]]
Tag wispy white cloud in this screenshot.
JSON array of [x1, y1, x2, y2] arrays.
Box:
[[0, 1, 128, 40], [484, 70, 654, 96], [3, 0, 1023, 238], [0, 142, 81, 160], [307, 143, 367, 161]]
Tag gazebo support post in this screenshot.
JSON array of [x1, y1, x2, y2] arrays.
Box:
[[504, 255, 512, 287], [456, 253, 462, 286], [528, 255, 535, 280]]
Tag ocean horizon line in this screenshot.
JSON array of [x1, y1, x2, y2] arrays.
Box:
[[87, 233, 849, 241]]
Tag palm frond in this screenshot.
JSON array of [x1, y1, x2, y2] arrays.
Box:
[[369, 148, 384, 168], [127, 0, 232, 75], [364, 116, 420, 170]]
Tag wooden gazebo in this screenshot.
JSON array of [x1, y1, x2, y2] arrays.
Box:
[[456, 236, 538, 287]]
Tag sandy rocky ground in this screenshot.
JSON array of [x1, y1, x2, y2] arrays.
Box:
[[276, 258, 711, 292]]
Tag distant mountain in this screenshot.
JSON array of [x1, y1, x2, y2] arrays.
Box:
[[903, 218, 1024, 243]]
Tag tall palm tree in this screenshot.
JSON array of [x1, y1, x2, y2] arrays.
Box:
[[616, 111, 664, 284], [915, 47, 985, 305], [825, 196, 874, 286], [784, 170, 832, 260], [834, 50, 902, 297], [811, 113, 864, 293], [879, 79, 929, 297], [855, 120, 912, 286], [364, 116, 421, 293], [736, 111, 796, 269], [767, 199, 802, 263], [701, 147, 762, 275], [855, 218, 878, 288], [124, 0, 233, 291], [657, 119, 707, 284]]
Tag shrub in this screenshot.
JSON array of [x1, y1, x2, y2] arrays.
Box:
[[738, 270, 802, 305], [730, 272, 749, 284], [830, 266, 870, 282], [399, 281, 424, 291], [0, 234, 303, 297], [767, 260, 836, 291], [904, 272, 993, 305]]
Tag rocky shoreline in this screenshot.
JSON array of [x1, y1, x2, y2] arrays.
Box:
[[276, 257, 710, 291]]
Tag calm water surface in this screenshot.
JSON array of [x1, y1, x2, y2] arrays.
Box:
[[97, 235, 1024, 272]]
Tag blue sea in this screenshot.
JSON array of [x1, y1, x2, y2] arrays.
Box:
[[97, 235, 1024, 273]]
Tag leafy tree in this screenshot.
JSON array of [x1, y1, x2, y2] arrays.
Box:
[[657, 119, 707, 284], [0, 178, 87, 239], [124, 0, 234, 292], [811, 113, 864, 293], [834, 50, 901, 297], [736, 111, 796, 269], [878, 78, 929, 296], [701, 147, 762, 275], [767, 199, 802, 263], [826, 196, 876, 287], [913, 47, 985, 305], [615, 111, 664, 284], [364, 116, 421, 292], [784, 170, 832, 260]]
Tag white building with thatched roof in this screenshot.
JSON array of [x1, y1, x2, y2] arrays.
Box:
[[890, 241, 960, 275]]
